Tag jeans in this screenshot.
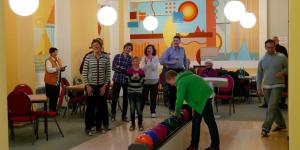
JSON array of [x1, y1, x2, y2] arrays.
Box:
[[45, 84, 60, 112], [85, 85, 109, 130], [262, 88, 286, 132], [167, 68, 184, 111], [142, 84, 159, 113], [191, 99, 220, 149], [128, 93, 143, 126], [111, 83, 128, 118]]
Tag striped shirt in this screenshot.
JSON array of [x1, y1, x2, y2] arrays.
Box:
[[126, 68, 145, 93], [82, 53, 111, 86]]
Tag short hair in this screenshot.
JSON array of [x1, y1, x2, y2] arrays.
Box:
[[132, 56, 140, 61], [173, 35, 181, 40], [166, 70, 178, 80], [91, 38, 103, 48], [265, 39, 275, 46], [123, 42, 133, 50], [144, 44, 157, 56], [49, 47, 58, 54]]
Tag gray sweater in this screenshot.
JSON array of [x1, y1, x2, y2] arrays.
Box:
[[257, 52, 288, 89]]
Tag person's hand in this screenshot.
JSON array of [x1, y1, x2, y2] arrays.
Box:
[[60, 66, 67, 72], [258, 88, 264, 96], [275, 71, 285, 79], [99, 84, 107, 96], [172, 59, 179, 64], [86, 85, 93, 96]]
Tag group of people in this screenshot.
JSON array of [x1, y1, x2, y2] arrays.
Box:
[[43, 34, 287, 149]]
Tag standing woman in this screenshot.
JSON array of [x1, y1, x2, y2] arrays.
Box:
[[82, 38, 111, 136], [141, 44, 159, 118], [44, 47, 66, 112]]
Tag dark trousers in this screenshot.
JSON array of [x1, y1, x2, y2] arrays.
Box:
[[168, 68, 184, 111], [111, 83, 128, 118], [191, 99, 220, 149], [128, 93, 143, 126], [142, 84, 159, 113], [85, 85, 109, 130], [45, 84, 60, 112]]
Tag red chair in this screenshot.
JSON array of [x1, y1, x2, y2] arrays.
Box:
[[7, 91, 37, 144], [14, 84, 33, 95], [35, 80, 65, 138], [214, 74, 235, 115]]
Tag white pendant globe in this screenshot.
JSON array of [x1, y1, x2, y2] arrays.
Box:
[[240, 12, 256, 29], [9, 0, 39, 16], [143, 16, 158, 31], [224, 1, 246, 22], [97, 6, 117, 26]]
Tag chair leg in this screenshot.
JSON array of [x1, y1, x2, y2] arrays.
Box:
[[232, 99, 236, 113], [9, 122, 15, 140], [54, 118, 64, 137], [35, 119, 39, 139], [229, 100, 231, 115], [32, 121, 36, 145], [215, 100, 218, 112]]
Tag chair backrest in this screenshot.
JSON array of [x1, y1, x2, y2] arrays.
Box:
[[14, 84, 33, 95], [57, 79, 67, 111], [7, 91, 33, 117], [219, 74, 234, 94], [61, 77, 70, 86], [73, 76, 83, 85]]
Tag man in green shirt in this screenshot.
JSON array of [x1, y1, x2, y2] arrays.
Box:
[[166, 70, 220, 150]]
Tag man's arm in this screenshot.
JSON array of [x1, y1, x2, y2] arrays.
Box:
[[46, 59, 58, 73], [160, 48, 175, 65], [281, 55, 288, 75], [105, 57, 111, 85], [183, 48, 188, 70], [256, 60, 263, 90], [82, 57, 89, 85]]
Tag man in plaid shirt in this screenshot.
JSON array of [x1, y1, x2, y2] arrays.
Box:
[[111, 42, 133, 122]]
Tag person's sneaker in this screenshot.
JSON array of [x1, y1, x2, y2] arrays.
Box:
[[186, 145, 196, 150], [151, 113, 156, 118], [259, 104, 268, 108], [129, 125, 135, 131], [138, 125, 144, 131], [205, 146, 220, 150], [261, 130, 269, 137], [104, 126, 111, 131], [111, 114, 116, 121], [86, 130, 93, 136], [272, 126, 286, 132]]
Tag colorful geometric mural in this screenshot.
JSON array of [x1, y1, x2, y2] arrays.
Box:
[[128, 0, 216, 62], [33, 0, 55, 87], [128, 0, 260, 62]]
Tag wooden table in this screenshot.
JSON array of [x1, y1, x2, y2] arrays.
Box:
[[28, 94, 49, 140]]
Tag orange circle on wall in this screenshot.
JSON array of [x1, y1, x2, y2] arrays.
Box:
[[178, 1, 198, 22]]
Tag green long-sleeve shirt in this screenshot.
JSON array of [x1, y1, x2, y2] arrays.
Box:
[[175, 71, 213, 116]]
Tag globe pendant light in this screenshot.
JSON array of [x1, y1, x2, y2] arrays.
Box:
[[97, 6, 117, 26], [9, 0, 39, 16], [143, 16, 158, 31], [224, 1, 246, 22]]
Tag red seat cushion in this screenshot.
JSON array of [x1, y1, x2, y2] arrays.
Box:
[[282, 92, 288, 97], [9, 115, 36, 122], [214, 95, 234, 100], [35, 111, 57, 118], [69, 97, 85, 103]]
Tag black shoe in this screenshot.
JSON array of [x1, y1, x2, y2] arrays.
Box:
[[261, 130, 269, 137], [259, 104, 268, 108], [129, 125, 135, 131], [205, 147, 220, 150], [104, 126, 111, 131], [85, 130, 93, 136], [122, 117, 129, 122], [138, 125, 144, 131], [272, 126, 286, 132], [111, 114, 116, 121]]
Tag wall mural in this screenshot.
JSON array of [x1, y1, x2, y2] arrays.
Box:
[[128, 0, 260, 63], [33, 0, 55, 88]]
